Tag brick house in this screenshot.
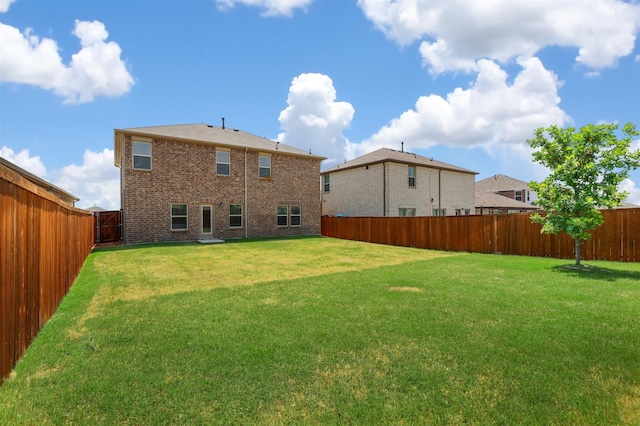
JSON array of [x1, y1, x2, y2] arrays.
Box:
[[476, 174, 537, 204], [475, 174, 540, 214], [114, 123, 325, 244], [320, 148, 477, 217]]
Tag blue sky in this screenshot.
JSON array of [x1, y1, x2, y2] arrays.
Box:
[[1, 0, 639, 210]]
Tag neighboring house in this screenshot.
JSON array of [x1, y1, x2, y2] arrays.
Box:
[[114, 123, 326, 244], [0, 157, 79, 206], [475, 174, 540, 215], [320, 148, 477, 217], [475, 190, 541, 215], [476, 174, 537, 205]]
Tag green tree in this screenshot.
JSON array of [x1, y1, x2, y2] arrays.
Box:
[[528, 122, 640, 266]]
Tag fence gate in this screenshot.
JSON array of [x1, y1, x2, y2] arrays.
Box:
[[94, 210, 122, 244]]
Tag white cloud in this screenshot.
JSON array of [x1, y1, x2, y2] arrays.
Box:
[[358, 0, 640, 74], [1, 145, 120, 209], [277, 73, 355, 165], [215, 0, 313, 17], [0, 146, 47, 177], [354, 57, 569, 157], [620, 178, 640, 206], [0, 19, 134, 103], [53, 148, 120, 210], [0, 0, 15, 13]]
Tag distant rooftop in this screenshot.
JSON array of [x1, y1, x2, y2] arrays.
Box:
[[476, 174, 531, 192], [322, 148, 477, 175]]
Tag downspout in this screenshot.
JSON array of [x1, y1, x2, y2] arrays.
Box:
[[120, 135, 126, 244], [438, 169, 442, 214], [383, 162, 386, 216], [245, 148, 248, 238]]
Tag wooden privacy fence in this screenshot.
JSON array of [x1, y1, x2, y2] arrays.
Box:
[[322, 208, 640, 262], [1, 164, 94, 383]]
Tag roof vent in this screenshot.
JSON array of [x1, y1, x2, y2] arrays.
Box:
[[221, 117, 225, 129]]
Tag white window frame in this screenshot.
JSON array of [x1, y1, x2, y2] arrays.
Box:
[[277, 205, 288, 227], [399, 207, 416, 217], [432, 209, 446, 216], [408, 166, 416, 187], [132, 141, 152, 170], [201, 205, 212, 235], [229, 204, 243, 228], [171, 203, 188, 231], [515, 190, 523, 201], [290, 205, 301, 226], [323, 175, 330, 192], [216, 150, 230, 176], [259, 155, 271, 179]]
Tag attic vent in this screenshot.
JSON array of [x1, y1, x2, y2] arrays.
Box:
[[233, 129, 239, 132], [207, 125, 213, 128]]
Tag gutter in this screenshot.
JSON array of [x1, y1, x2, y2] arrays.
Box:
[[245, 148, 248, 238], [383, 162, 386, 216]]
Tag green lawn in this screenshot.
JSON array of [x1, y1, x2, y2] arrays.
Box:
[[1, 237, 639, 425]]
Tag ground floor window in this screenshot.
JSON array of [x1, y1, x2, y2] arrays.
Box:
[[229, 204, 243, 228], [277, 205, 288, 226], [290, 205, 301, 226], [399, 207, 416, 216], [432, 209, 446, 216], [171, 203, 188, 230]]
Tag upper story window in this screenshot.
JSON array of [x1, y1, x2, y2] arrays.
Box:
[[171, 203, 188, 231], [515, 190, 523, 201], [229, 204, 242, 228], [323, 175, 330, 192], [408, 166, 416, 187], [259, 155, 271, 178], [216, 150, 230, 176], [133, 141, 151, 170]]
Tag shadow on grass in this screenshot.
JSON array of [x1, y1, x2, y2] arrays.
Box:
[[552, 264, 640, 282], [91, 235, 323, 253]]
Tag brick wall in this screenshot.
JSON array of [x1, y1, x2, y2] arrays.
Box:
[[322, 161, 475, 217], [321, 163, 384, 216], [122, 136, 321, 244]]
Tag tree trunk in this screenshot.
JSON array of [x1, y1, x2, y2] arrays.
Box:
[[574, 238, 581, 266]]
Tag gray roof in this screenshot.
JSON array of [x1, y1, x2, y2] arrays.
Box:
[[114, 123, 326, 160], [475, 190, 540, 210], [322, 148, 477, 175], [476, 174, 531, 192]]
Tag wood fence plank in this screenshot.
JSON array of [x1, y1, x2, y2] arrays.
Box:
[[321, 210, 639, 263], [1, 164, 93, 383]]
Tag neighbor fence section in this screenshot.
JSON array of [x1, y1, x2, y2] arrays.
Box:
[[321, 208, 639, 262], [1, 164, 94, 383]]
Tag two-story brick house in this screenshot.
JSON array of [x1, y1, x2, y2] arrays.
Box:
[[114, 123, 325, 244], [320, 148, 477, 217]]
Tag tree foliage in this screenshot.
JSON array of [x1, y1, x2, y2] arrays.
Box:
[[528, 122, 640, 265]]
